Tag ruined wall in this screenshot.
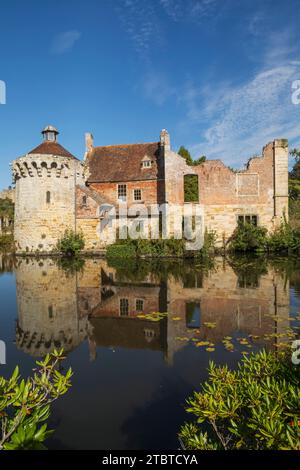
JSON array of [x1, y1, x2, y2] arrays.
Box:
[[166, 258, 290, 363], [12, 154, 84, 253], [163, 138, 289, 245]]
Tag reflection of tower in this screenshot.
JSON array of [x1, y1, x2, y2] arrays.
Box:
[[15, 258, 90, 357]]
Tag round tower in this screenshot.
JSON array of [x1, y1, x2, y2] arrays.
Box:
[[12, 126, 84, 253]]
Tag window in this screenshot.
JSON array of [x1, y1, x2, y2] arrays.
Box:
[[48, 305, 53, 319], [82, 195, 87, 206], [184, 174, 199, 202], [237, 214, 258, 226], [238, 273, 259, 289], [120, 298, 129, 316], [134, 189, 142, 201], [136, 299, 144, 312], [118, 184, 127, 202], [142, 160, 151, 168], [46, 191, 51, 204], [186, 302, 201, 328]]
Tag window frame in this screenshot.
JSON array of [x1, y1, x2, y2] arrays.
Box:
[[142, 160, 152, 169], [135, 298, 144, 312], [237, 214, 258, 226], [133, 188, 142, 201], [119, 298, 129, 316], [117, 184, 127, 202]]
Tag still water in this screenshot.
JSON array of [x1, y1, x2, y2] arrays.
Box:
[[0, 254, 299, 450]]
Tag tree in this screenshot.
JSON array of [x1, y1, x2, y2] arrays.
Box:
[[0, 349, 72, 450], [179, 350, 300, 450], [178, 146, 206, 166]]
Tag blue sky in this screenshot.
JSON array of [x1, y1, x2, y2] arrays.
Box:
[[1, 0, 300, 187]]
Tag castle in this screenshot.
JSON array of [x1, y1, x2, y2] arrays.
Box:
[[11, 126, 289, 253]]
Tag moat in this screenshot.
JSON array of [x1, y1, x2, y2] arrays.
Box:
[[0, 254, 299, 450]]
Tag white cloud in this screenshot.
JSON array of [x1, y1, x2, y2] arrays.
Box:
[[187, 61, 300, 167], [115, 0, 161, 59], [142, 72, 177, 106], [160, 0, 223, 23], [51, 30, 81, 55]]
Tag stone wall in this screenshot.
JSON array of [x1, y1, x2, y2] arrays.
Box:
[[163, 138, 289, 245], [12, 154, 84, 253]]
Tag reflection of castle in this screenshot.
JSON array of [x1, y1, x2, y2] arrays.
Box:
[[14, 258, 290, 361], [15, 258, 91, 356]]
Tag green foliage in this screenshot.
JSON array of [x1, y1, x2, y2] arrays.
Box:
[[228, 223, 268, 253], [0, 349, 72, 450], [289, 178, 300, 199], [289, 199, 300, 229], [178, 146, 206, 166], [107, 237, 186, 258], [0, 198, 14, 220], [178, 146, 193, 165], [178, 146, 206, 202], [179, 350, 300, 450], [0, 234, 14, 251], [200, 229, 217, 257], [106, 243, 137, 259], [56, 256, 86, 275], [184, 174, 199, 202], [56, 229, 85, 256], [229, 221, 300, 253], [267, 223, 300, 253]]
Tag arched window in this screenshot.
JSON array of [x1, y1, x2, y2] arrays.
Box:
[[82, 195, 87, 206], [46, 191, 51, 204]]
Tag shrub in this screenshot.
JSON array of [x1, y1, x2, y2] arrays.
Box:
[[0, 349, 72, 450], [106, 238, 186, 258], [0, 234, 14, 251], [56, 229, 85, 256], [268, 223, 300, 252], [179, 350, 300, 450], [228, 223, 268, 252], [289, 199, 300, 230], [106, 243, 137, 259]]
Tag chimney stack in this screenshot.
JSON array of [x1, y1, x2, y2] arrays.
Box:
[[160, 129, 170, 151], [84, 132, 94, 160]]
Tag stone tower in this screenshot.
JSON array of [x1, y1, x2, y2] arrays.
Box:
[[12, 126, 84, 253]]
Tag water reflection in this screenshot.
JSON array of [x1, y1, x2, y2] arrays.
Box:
[[14, 256, 291, 361]]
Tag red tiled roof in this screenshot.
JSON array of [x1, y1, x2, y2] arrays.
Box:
[[86, 142, 162, 182], [28, 141, 77, 159]]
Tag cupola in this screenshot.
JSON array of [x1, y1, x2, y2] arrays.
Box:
[[42, 125, 59, 142]]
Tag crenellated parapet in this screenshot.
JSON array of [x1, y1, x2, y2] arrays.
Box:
[[12, 154, 85, 183], [15, 321, 91, 357]]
